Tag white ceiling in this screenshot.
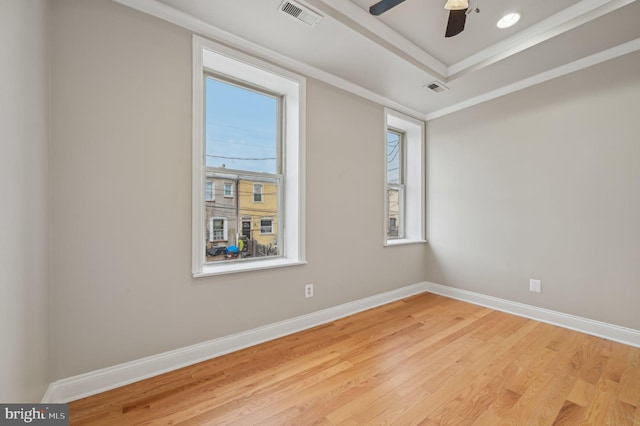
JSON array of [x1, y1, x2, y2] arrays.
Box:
[[121, 0, 640, 119]]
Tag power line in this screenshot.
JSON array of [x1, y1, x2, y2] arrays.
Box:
[[206, 154, 276, 161]]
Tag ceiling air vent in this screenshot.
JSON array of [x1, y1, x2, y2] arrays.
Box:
[[278, 0, 323, 27], [424, 80, 450, 94]]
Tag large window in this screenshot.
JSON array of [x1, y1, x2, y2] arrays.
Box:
[[193, 36, 306, 276], [384, 109, 426, 245], [204, 75, 281, 264]]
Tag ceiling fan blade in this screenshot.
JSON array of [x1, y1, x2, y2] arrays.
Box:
[[369, 0, 406, 16], [445, 9, 467, 37]]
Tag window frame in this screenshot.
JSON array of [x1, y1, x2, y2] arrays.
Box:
[[192, 36, 306, 277], [383, 108, 426, 246]]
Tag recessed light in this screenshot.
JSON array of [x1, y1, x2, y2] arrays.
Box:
[[497, 12, 521, 29]]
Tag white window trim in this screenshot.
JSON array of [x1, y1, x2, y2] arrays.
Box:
[[192, 35, 306, 277], [383, 108, 426, 246]]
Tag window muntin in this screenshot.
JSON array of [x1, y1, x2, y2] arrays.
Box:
[[386, 129, 405, 240], [204, 75, 282, 264]]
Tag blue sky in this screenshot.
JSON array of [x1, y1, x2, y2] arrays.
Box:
[[387, 131, 401, 184], [205, 77, 278, 174]]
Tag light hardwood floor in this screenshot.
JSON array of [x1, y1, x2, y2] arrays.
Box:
[[69, 293, 640, 425]]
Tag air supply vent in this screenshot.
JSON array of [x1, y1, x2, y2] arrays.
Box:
[[278, 0, 323, 27], [424, 80, 450, 93]]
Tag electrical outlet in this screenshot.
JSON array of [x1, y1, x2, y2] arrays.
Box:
[[305, 283, 314, 298], [530, 279, 541, 293]]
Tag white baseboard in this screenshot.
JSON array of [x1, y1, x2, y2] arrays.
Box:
[[42, 283, 426, 403], [423, 281, 640, 348], [43, 281, 640, 403]]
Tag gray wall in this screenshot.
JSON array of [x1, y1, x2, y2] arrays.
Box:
[[0, 0, 50, 402], [50, 0, 428, 380], [425, 52, 640, 330]]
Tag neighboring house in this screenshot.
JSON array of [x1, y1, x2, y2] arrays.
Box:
[[204, 169, 279, 259], [205, 172, 238, 253], [387, 188, 400, 238], [238, 178, 279, 249]]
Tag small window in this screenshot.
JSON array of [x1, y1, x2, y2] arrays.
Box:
[[386, 129, 405, 240], [384, 108, 425, 245], [260, 217, 274, 234], [253, 184, 263, 203], [205, 181, 214, 201], [224, 182, 233, 197], [209, 217, 227, 242]]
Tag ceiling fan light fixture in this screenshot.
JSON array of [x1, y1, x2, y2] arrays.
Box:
[[497, 12, 521, 29], [444, 0, 468, 11]]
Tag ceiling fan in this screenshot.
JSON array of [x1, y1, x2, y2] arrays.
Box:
[[369, 0, 479, 38]]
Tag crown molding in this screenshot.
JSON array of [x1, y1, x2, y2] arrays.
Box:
[[425, 38, 640, 120], [112, 0, 425, 120], [114, 0, 637, 122], [318, 0, 635, 80], [447, 0, 637, 79]]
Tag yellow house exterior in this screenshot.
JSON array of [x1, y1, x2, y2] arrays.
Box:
[[387, 188, 401, 238], [238, 178, 279, 248]]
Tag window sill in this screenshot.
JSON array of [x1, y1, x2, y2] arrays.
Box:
[[194, 257, 307, 277], [384, 238, 427, 247]]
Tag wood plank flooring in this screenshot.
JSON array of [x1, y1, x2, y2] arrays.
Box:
[[69, 293, 640, 425]]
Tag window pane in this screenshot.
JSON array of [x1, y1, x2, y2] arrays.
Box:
[[386, 130, 404, 240], [204, 76, 282, 264], [387, 187, 401, 238], [387, 131, 402, 185], [205, 175, 280, 262], [205, 78, 278, 174]]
